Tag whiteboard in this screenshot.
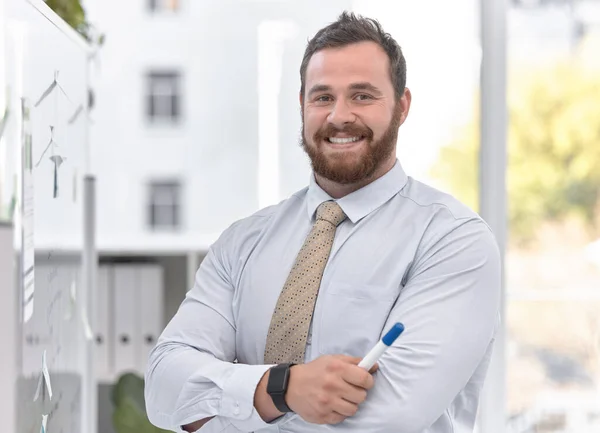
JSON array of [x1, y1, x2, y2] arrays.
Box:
[[2, 1, 93, 432]]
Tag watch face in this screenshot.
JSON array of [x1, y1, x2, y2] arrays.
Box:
[[267, 364, 289, 395]]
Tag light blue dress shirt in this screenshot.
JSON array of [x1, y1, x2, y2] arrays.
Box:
[[145, 160, 501, 433]]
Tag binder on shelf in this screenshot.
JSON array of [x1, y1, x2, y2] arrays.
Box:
[[112, 265, 138, 374], [94, 265, 112, 382], [137, 265, 164, 375]]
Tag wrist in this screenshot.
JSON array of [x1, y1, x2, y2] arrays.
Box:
[[254, 369, 284, 422], [266, 364, 295, 413]]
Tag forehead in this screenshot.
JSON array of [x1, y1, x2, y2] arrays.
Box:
[[305, 41, 392, 90]]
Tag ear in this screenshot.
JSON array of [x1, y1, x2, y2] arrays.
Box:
[[398, 87, 412, 125], [299, 91, 304, 107]]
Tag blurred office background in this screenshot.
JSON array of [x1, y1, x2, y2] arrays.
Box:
[[4, 0, 600, 432]]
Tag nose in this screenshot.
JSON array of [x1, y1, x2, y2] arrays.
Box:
[[327, 100, 356, 129]]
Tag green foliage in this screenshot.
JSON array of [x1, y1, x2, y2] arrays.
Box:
[[432, 108, 479, 214], [45, 0, 104, 45], [45, 0, 85, 30], [432, 62, 600, 244], [111, 373, 170, 433]]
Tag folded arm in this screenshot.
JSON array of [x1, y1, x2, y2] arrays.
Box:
[[354, 219, 502, 432], [144, 241, 278, 432]]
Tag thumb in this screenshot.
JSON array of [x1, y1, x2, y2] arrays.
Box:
[[333, 355, 363, 365]]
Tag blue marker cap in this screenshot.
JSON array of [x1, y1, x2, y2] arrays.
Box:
[[382, 322, 405, 346]]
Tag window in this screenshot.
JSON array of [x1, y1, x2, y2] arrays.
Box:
[[146, 71, 181, 123], [147, 181, 181, 230], [504, 2, 600, 432], [148, 0, 179, 12]]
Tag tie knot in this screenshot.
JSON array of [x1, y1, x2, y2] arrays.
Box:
[[316, 201, 346, 227]]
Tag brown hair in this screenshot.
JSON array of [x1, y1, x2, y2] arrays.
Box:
[[300, 11, 407, 100]]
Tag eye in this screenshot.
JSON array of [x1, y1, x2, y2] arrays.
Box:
[[315, 95, 332, 103], [354, 94, 373, 101]]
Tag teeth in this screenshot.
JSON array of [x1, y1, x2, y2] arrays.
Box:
[[328, 136, 361, 144]]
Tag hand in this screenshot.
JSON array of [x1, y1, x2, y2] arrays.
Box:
[[285, 355, 378, 425]]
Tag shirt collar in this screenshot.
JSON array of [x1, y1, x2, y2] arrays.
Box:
[[306, 159, 409, 224]]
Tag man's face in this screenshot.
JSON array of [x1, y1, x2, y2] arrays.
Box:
[[301, 41, 409, 185]]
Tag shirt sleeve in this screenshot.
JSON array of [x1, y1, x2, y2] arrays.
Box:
[[144, 236, 275, 433], [353, 219, 502, 433]]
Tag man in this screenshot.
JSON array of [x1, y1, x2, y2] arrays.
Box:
[[145, 11, 501, 433]]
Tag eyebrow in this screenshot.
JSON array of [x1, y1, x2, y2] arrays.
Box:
[[307, 82, 383, 97], [349, 82, 383, 96], [307, 84, 332, 97]]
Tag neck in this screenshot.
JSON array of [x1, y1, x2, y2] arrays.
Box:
[[315, 158, 396, 199]]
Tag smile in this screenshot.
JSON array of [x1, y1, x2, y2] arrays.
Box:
[[327, 136, 362, 144]]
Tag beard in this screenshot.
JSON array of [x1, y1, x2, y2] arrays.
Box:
[[300, 104, 402, 185]]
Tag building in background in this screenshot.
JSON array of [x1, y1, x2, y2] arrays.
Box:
[[85, 0, 360, 255]]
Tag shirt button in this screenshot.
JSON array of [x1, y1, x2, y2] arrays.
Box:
[[233, 402, 240, 416]]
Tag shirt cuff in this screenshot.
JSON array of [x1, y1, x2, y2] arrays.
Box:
[[220, 364, 276, 431]]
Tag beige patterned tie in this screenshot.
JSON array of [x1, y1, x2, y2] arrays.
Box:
[[264, 201, 347, 364]]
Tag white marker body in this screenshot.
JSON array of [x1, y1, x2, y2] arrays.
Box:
[[358, 340, 388, 370]]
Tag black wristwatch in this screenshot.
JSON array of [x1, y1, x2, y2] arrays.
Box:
[[266, 363, 295, 413]]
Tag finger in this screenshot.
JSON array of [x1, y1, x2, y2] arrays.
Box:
[[341, 365, 375, 390], [369, 362, 379, 374], [331, 398, 359, 418], [338, 381, 368, 405], [325, 412, 347, 425]]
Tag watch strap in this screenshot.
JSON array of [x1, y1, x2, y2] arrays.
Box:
[[266, 363, 295, 413]]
